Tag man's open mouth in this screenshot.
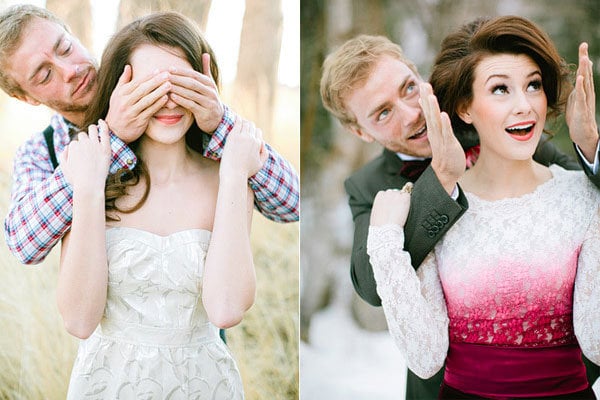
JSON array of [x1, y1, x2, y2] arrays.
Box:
[[408, 125, 427, 140]]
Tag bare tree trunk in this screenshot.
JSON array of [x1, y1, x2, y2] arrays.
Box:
[[301, 0, 396, 341], [232, 0, 283, 141], [300, 0, 328, 173], [350, 0, 386, 36], [46, 0, 92, 51], [116, 0, 212, 31]]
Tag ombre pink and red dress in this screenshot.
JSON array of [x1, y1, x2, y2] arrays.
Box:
[[367, 166, 600, 399]]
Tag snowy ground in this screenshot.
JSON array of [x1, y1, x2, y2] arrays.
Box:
[[300, 303, 407, 400]]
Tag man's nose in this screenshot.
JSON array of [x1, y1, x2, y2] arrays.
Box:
[[56, 60, 80, 82], [398, 99, 421, 127]]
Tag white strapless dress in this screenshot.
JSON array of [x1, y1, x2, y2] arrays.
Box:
[[66, 227, 243, 400]]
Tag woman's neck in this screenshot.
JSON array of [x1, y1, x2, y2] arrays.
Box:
[[459, 150, 552, 200], [137, 137, 194, 185]]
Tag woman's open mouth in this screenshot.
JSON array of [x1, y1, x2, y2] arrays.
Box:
[[505, 121, 535, 141]]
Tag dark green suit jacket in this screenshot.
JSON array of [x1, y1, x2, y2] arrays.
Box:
[[344, 137, 600, 399]]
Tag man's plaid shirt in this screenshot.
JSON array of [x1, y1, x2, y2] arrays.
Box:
[[4, 106, 299, 264]]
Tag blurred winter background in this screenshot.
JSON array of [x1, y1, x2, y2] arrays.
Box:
[[300, 0, 600, 398], [0, 0, 299, 399]]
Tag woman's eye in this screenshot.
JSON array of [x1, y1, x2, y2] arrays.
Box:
[[492, 85, 508, 95], [527, 80, 543, 92]]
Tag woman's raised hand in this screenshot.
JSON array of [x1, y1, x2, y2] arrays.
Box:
[[220, 116, 267, 179], [60, 119, 112, 193], [370, 183, 413, 227]]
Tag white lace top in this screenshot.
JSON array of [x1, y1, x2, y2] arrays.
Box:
[[367, 165, 600, 379]]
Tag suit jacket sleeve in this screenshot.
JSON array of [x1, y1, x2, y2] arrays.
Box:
[[534, 137, 580, 170], [404, 167, 468, 268], [345, 165, 468, 306], [534, 136, 600, 189], [572, 144, 600, 189]]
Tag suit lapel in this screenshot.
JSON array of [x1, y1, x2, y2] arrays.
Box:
[[382, 148, 410, 188]]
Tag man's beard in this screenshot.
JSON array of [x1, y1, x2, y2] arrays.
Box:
[[46, 70, 97, 118], [47, 99, 89, 115]]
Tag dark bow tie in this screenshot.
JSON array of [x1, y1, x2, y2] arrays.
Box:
[[399, 158, 432, 181]]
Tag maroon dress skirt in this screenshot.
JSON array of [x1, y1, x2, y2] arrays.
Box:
[[437, 342, 595, 399]]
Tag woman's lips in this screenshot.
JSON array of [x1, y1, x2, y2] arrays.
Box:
[[154, 115, 183, 125], [505, 121, 536, 142]]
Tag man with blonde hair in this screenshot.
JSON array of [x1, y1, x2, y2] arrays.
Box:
[[1, 4, 299, 266], [321, 34, 600, 399], [321, 35, 418, 126]]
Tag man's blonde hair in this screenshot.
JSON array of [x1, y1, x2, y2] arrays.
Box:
[[0, 4, 67, 97], [320, 35, 418, 127]]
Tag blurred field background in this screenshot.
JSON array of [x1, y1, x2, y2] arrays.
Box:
[[300, 0, 600, 398], [0, 0, 299, 399]]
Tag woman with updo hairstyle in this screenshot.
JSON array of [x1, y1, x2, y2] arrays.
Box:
[[368, 15, 600, 399]]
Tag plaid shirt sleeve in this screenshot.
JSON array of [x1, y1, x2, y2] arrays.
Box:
[[3, 129, 136, 265], [203, 106, 299, 222]]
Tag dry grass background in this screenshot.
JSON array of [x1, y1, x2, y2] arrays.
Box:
[[0, 85, 299, 399]]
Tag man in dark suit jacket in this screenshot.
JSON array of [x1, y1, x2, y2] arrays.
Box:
[[321, 35, 600, 399]]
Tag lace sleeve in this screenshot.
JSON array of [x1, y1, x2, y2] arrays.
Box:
[[573, 208, 600, 365], [367, 224, 449, 378]]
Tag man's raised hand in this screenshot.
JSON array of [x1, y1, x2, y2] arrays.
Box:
[[566, 42, 598, 163], [105, 65, 172, 143], [418, 82, 465, 194], [168, 53, 225, 134]]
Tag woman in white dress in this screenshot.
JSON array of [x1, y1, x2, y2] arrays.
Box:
[[57, 12, 264, 399], [368, 16, 600, 399]]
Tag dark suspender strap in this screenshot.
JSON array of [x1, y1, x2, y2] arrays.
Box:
[[43, 125, 58, 170]]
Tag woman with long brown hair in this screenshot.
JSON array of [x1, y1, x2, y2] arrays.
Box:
[[57, 12, 264, 399]]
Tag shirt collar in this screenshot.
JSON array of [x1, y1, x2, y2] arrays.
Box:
[[52, 114, 79, 136], [395, 152, 428, 162]]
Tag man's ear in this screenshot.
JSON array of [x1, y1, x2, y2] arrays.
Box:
[[457, 101, 472, 124], [11, 92, 40, 106], [347, 124, 375, 144]]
